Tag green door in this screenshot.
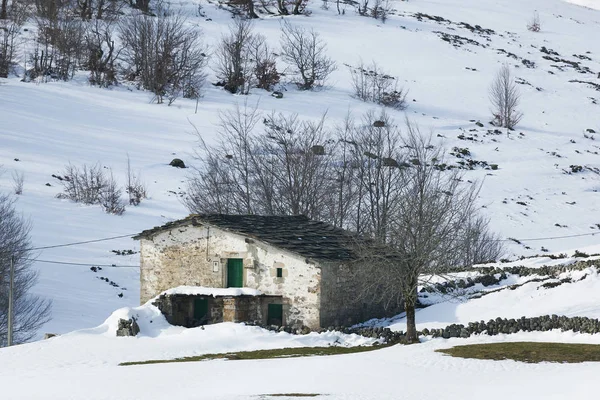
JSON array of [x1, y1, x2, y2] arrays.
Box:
[[267, 304, 283, 326], [227, 258, 244, 288], [193, 298, 208, 321]]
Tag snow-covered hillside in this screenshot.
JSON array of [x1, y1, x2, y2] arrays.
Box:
[[1, 0, 600, 340]]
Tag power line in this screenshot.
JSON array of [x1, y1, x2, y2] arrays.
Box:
[[30, 259, 139, 268], [0, 233, 138, 256], [494, 231, 599, 242], [31, 233, 137, 251]]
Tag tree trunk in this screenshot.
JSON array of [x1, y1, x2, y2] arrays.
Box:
[[1, 0, 8, 20], [405, 298, 418, 343], [246, 0, 259, 18]]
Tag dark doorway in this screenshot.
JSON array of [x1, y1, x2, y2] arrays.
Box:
[[267, 304, 283, 326], [193, 297, 209, 323]]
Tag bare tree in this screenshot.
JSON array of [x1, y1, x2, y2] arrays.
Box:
[[125, 154, 147, 206], [489, 63, 523, 130], [353, 122, 503, 343], [214, 18, 258, 95], [0, 193, 52, 346], [185, 100, 262, 214], [119, 10, 208, 104], [347, 110, 405, 239], [0, 1, 27, 78], [85, 19, 121, 87], [185, 104, 335, 220], [280, 21, 336, 90], [11, 171, 24, 195], [258, 112, 334, 218], [527, 11, 541, 32]]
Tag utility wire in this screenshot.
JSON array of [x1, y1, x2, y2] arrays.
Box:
[[0, 233, 138, 256], [31, 233, 137, 251], [494, 231, 599, 242], [30, 259, 139, 268]]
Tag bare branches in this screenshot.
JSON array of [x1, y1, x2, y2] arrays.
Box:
[[352, 121, 504, 342], [0, 194, 52, 346], [58, 163, 126, 215], [119, 10, 208, 104], [527, 11, 541, 32], [280, 21, 336, 90], [489, 63, 523, 130], [348, 60, 408, 110], [11, 170, 24, 195]]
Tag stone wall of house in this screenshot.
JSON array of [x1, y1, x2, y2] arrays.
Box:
[[319, 262, 401, 328], [140, 224, 322, 329]]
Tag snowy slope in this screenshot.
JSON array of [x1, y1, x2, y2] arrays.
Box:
[[1, 0, 600, 338]]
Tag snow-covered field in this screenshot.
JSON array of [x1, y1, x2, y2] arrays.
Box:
[[2, 0, 600, 397], [3, 258, 600, 399]]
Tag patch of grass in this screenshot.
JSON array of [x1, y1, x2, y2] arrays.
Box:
[[264, 394, 320, 398], [437, 342, 600, 363], [120, 344, 390, 366]]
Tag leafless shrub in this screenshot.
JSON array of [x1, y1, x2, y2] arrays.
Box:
[[100, 170, 125, 215], [75, 0, 124, 20], [527, 11, 541, 32], [489, 63, 523, 130], [59, 163, 107, 204], [214, 18, 259, 95], [280, 21, 336, 90], [126, 155, 146, 206], [29, 16, 86, 81], [119, 9, 208, 104], [358, 0, 390, 22], [273, 0, 309, 15], [85, 19, 121, 87], [11, 171, 24, 195], [0, 193, 52, 346], [58, 163, 126, 214], [251, 39, 280, 91], [371, 0, 390, 22], [348, 60, 407, 110]]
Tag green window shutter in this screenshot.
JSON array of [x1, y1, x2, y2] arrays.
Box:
[[276, 268, 283, 278], [227, 258, 244, 288]]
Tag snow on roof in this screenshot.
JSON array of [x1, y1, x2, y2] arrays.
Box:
[[159, 286, 263, 297]]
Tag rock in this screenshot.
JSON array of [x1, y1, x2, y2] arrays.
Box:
[[586, 128, 596, 133], [116, 318, 140, 337], [271, 91, 283, 99], [475, 121, 484, 127], [311, 145, 325, 155], [44, 333, 58, 339], [373, 120, 386, 128], [169, 158, 186, 168]]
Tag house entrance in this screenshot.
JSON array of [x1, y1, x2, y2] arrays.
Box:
[[267, 304, 283, 326], [193, 298, 208, 323], [227, 258, 244, 288]]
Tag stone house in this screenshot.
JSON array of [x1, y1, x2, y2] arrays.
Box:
[[134, 214, 398, 329]]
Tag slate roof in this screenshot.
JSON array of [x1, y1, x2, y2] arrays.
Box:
[[133, 214, 359, 262]]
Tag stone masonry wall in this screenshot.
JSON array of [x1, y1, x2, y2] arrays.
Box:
[[319, 262, 401, 328], [139, 224, 322, 329]]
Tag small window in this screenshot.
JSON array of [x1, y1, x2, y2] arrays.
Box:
[[276, 268, 283, 278]]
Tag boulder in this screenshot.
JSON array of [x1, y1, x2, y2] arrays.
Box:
[[116, 318, 140, 337], [169, 158, 186, 168]]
